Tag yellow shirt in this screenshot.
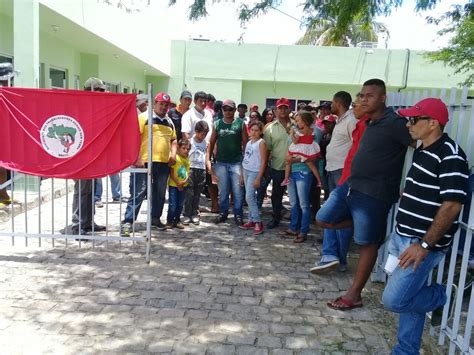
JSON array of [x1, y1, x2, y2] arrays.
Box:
[[138, 113, 176, 163], [169, 154, 190, 187]]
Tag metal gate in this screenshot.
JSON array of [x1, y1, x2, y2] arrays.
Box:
[[373, 86, 474, 353], [0, 85, 155, 263]]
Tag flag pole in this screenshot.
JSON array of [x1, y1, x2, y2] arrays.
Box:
[[145, 83, 153, 263]]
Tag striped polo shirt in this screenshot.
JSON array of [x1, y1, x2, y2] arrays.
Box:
[[395, 133, 470, 249]]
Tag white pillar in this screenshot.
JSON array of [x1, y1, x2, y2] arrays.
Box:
[[13, 0, 39, 88]]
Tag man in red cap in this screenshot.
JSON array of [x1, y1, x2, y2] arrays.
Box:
[[382, 98, 469, 354], [121, 92, 177, 233], [263, 97, 292, 229]]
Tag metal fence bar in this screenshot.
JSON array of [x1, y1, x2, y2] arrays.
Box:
[[51, 178, 55, 247], [38, 177, 41, 247], [145, 83, 153, 263]]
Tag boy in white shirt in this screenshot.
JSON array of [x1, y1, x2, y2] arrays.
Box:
[[182, 120, 210, 225]]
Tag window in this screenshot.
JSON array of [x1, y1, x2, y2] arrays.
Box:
[[0, 54, 14, 87], [104, 81, 120, 93], [265, 98, 313, 111], [50, 68, 66, 89]]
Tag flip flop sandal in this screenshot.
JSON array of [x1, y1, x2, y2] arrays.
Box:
[[327, 296, 363, 311]]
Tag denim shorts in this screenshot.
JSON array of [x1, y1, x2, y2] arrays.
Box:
[[316, 182, 393, 245]]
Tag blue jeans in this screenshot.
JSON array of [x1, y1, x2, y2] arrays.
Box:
[[123, 163, 169, 223], [321, 227, 353, 266], [243, 169, 261, 222], [94, 174, 122, 201], [214, 162, 244, 218], [167, 186, 185, 223], [382, 231, 447, 355], [123, 171, 146, 223], [326, 169, 343, 194], [288, 171, 313, 235], [316, 182, 392, 245]]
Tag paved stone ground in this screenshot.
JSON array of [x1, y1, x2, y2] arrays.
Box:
[[0, 175, 401, 354]]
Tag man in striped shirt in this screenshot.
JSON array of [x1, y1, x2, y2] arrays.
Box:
[[382, 98, 469, 355]]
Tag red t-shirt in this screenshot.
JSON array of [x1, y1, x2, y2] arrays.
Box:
[[338, 114, 370, 185]]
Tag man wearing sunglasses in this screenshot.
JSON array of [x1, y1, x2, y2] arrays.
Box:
[[382, 98, 469, 354]]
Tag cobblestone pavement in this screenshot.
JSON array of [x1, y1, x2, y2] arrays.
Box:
[[0, 176, 397, 354]]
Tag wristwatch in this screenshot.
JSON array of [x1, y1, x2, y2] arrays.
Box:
[[420, 241, 434, 250]]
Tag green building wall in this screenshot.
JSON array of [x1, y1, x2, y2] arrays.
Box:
[[167, 40, 472, 108]]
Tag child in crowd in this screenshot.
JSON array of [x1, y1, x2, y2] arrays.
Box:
[[240, 121, 268, 235], [182, 121, 209, 225], [166, 139, 190, 229], [281, 111, 322, 187]]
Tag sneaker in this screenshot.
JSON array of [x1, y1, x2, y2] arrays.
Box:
[[235, 216, 244, 226], [120, 222, 132, 237], [112, 196, 128, 203], [310, 260, 340, 274], [280, 178, 290, 186], [254, 222, 264, 235], [84, 224, 106, 232], [152, 218, 166, 230], [266, 219, 280, 229], [191, 216, 200, 225], [239, 221, 256, 230], [164, 222, 174, 229], [338, 264, 348, 272], [182, 217, 192, 225], [215, 214, 227, 224], [95, 200, 104, 208], [174, 221, 185, 229]]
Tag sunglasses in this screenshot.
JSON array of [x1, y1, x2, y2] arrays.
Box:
[[407, 116, 431, 125], [222, 107, 235, 112]]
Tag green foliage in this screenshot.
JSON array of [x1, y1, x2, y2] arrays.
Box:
[[426, 3, 473, 87]]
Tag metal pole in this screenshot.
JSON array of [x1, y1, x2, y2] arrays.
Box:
[[145, 83, 153, 263]]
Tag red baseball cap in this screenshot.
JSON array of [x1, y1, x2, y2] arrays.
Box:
[[398, 98, 449, 125], [154, 92, 172, 104], [323, 114, 337, 123], [250, 103, 259, 110], [276, 97, 290, 108]]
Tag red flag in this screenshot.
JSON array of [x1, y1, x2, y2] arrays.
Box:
[[0, 87, 140, 179]]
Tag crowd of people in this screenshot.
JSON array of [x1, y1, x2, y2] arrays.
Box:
[[57, 76, 471, 354]]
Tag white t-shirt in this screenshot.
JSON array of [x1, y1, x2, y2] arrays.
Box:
[[181, 107, 214, 143], [242, 138, 263, 172], [189, 136, 207, 170], [326, 109, 357, 172]]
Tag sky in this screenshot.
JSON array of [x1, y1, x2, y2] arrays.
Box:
[[139, 0, 460, 51]]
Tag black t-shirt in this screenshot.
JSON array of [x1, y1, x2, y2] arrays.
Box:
[[167, 107, 183, 141], [348, 108, 412, 203]]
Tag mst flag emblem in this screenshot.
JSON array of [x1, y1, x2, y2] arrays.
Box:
[[40, 115, 84, 158], [0, 87, 140, 179]]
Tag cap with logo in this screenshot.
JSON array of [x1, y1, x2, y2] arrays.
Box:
[[84, 77, 106, 90], [276, 98, 290, 108], [397, 98, 449, 125], [154, 92, 172, 104], [180, 90, 192, 99], [222, 99, 236, 109], [323, 114, 337, 123]]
